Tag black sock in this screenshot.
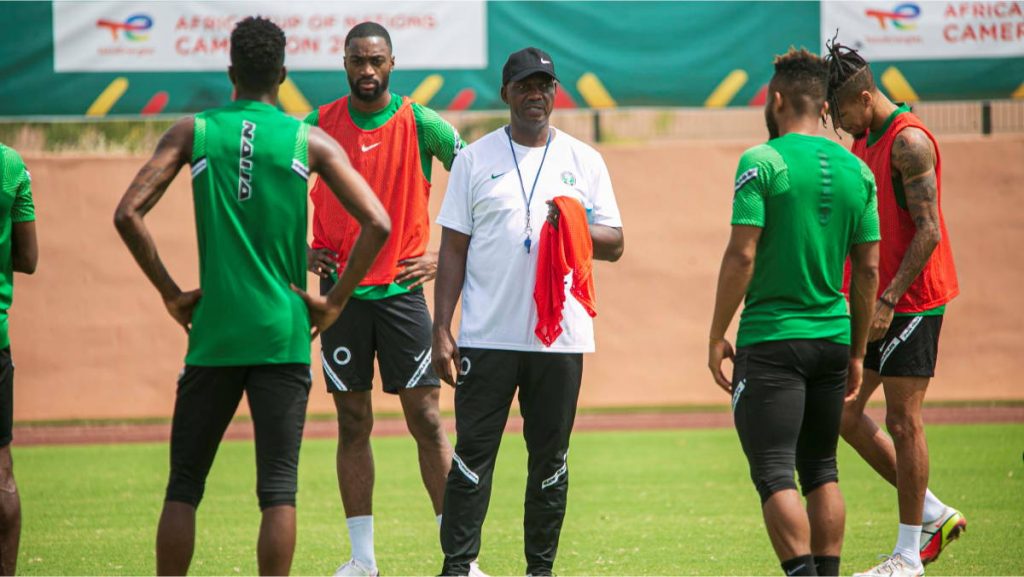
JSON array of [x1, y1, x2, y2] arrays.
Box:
[[781, 555, 818, 576], [814, 556, 840, 577]]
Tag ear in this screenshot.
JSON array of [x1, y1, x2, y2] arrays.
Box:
[[228, 65, 236, 86], [771, 91, 784, 113], [279, 66, 287, 86], [500, 85, 508, 104], [861, 90, 873, 108]]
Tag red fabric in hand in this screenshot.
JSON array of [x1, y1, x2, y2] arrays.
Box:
[[534, 196, 596, 346]]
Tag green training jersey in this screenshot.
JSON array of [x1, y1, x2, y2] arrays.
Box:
[[305, 93, 465, 300], [0, 144, 36, 349], [186, 100, 312, 366], [731, 133, 880, 348]]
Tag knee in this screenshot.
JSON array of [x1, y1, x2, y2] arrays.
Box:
[[447, 451, 484, 490], [258, 492, 296, 511], [165, 461, 209, 507], [0, 467, 14, 494], [406, 404, 446, 446], [885, 410, 922, 441], [165, 483, 204, 509], [0, 471, 14, 493], [751, 466, 797, 505], [796, 456, 838, 496], [527, 457, 569, 496], [0, 455, 14, 493], [337, 404, 373, 446]]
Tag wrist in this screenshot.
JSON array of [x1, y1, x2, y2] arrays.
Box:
[[159, 285, 182, 302], [323, 288, 346, 307], [878, 294, 897, 309]]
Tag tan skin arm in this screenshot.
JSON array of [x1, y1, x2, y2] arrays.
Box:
[[113, 117, 198, 332], [11, 221, 37, 274], [870, 127, 941, 340], [590, 225, 624, 262], [431, 227, 470, 387], [849, 241, 881, 360], [294, 126, 391, 336], [707, 225, 761, 394], [848, 240, 880, 401]]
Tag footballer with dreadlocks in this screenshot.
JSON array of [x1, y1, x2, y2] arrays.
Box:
[[824, 37, 964, 577]]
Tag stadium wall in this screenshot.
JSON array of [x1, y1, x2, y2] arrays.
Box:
[[11, 135, 1023, 421]]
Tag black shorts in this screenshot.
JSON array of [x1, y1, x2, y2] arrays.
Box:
[[864, 315, 943, 377], [166, 364, 312, 510], [319, 279, 439, 394], [0, 348, 12, 447], [732, 339, 849, 504]]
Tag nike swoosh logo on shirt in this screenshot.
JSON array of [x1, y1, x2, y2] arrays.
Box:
[[361, 142, 381, 152], [491, 172, 507, 179]]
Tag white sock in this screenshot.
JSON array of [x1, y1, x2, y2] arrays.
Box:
[[894, 523, 923, 567], [436, 514, 443, 526], [923, 489, 947, 523], [346, 515, 376, 569]]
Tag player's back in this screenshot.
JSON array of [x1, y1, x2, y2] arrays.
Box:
[[735, 133, 878, 347], [187, 100, 312, 366]]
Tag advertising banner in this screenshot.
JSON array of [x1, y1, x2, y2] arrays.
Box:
[[0, 2, 1018, 116], [821, 1, 1024, 60], [53, 1, 487, 72]]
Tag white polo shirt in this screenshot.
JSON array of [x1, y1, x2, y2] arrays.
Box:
[[437, 126, 623, 353]]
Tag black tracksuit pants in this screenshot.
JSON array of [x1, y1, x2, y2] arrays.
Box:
[[440, 348, 583, 576]]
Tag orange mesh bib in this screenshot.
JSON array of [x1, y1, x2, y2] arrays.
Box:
[[311, 96, 430, 285], [852, 113, 958, 312]]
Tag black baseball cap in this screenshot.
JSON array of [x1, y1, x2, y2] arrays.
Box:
[[502, 47, 558, 85]]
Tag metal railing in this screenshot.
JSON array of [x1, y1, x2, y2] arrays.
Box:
[[442, 100, 1024, 144], [2, 100, 1021, 153]]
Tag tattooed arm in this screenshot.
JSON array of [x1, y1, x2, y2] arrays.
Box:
[[869, 126, 941, 340], [113, 117, 200, 332]]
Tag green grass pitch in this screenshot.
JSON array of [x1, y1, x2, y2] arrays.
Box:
[[14, 423, 1024, 575]]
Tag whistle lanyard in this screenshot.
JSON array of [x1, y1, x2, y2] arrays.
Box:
[[507, 126, 552, 254]]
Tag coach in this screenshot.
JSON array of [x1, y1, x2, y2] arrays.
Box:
[[430, 47, 624, 576]]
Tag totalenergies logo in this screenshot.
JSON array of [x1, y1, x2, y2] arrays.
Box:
[[865, 3, 921, 30], [96, 14, 153, 41]]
